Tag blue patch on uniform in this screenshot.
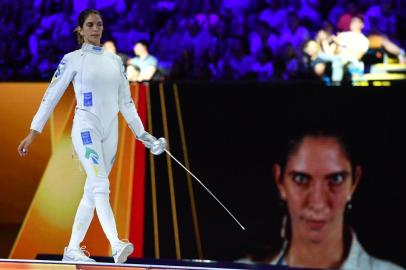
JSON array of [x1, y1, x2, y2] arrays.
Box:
[[84, 92, 92, 106], [50, 60, 66, 85], [54, 60, 65, 78], [81, 131, 92, 145]]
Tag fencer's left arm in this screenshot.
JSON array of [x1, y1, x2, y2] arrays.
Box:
[[117, 57, 146, 138], [117, 56, 166, 155]]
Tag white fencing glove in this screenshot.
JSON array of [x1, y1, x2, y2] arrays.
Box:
[[138, 132, 166, 155]]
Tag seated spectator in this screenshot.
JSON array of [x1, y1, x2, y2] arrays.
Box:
[[288, 0, 321, 32], [280, 43, 302, 80], [278, 12, 310, 56], [170, 45, 195, 80], [103, 40, 129, 67], [207, 47, 222, 80], [249, 21, 279, 58], [367, 34, 405, 64], [194, 0, 220, 30], [171, 0, 192, 33], [229, 13, 248, 38], [251, 47, 275, 80], [334, 16, 369, 81], [363, 0, 397, 38], [221, 0, 252, 15], [150, 18, 181, 71], [1, 0, 405, 82], [209, 20, 234, 60], [72, 0, 126, 18], [220, 38, 254, 80], [127, 40, 158, 82], [178, 17, 212, 62], [259, 0, 287, 34], [315, 21, 337, 56], [328, 0, 348, 28], [303, 40, 329, 78], [28, 1, 55, 59], [302, 16, 369, 85], [0, 41, 14, 80], [52, 0, 76, 54]]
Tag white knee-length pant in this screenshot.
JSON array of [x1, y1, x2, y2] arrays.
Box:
[[69, 109, 121, 248]]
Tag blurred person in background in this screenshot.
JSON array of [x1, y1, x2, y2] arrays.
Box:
[[259, 0, 287, 34], [170, 45, 195, 80], [150, 18, 181, 73], [251, 47, 275, 80], [315, 21, 337, 56], [209, 19, 234, 61], [363, 0, 397, 39], [194, 0, 220, 30], [328, 0, 349, 29], [220, 0, 252, 15], [179, 17, 212, 63], [127, 40, 158, 82], [287, 0, 321, 32], [249, 20, 279, 59], [278, 12, 310, 56], [302, 40, 331, 81], [103, 39, 129, 68], [17, 9, 165, 263], [218, 37, 254, 80], [333, 16, 369, 84], [302, 23, 338, 83], [367, 34, 405, 64], [279, 43, 302, 80]]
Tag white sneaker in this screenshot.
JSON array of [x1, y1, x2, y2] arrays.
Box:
[[62, 246, 95, 263], [112, 240, 134, 263]]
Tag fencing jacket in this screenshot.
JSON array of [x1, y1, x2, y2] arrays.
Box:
[[31, 43, 145, 137]]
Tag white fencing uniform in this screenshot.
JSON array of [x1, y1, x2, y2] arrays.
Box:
[[270, 232, 404, 270], [30, 43, 147, 249]]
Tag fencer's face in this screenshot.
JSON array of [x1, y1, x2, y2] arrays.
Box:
[[274, 137, 360, 244], [80, 14, 103, 46]]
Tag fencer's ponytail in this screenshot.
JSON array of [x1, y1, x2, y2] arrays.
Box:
[[74, 9, 102, 45], [74, 26, 83, 45]]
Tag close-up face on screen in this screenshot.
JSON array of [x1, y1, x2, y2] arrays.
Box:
[[0, 1, 405, 270]]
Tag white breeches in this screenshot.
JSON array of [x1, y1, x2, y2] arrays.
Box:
[[72, 109, 118, 205]]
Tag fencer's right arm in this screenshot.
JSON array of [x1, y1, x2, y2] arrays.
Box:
[[30, 54, 76, 133]]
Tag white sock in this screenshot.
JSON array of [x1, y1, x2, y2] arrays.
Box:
[[68, 200, 94, 250], [94, 193, 121, 247]]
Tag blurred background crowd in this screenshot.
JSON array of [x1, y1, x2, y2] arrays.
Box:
[[0, 0, 405, 83]]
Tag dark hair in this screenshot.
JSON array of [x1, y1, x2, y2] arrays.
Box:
[[272, 127, 359, 256], [135, 39, 149, 50], [74, 9, 102, 45], [351, 15, 364, 23], [277, 128, 358, 181]]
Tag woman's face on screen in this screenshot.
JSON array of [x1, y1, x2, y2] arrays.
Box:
[[275, 137, 360, 243]]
